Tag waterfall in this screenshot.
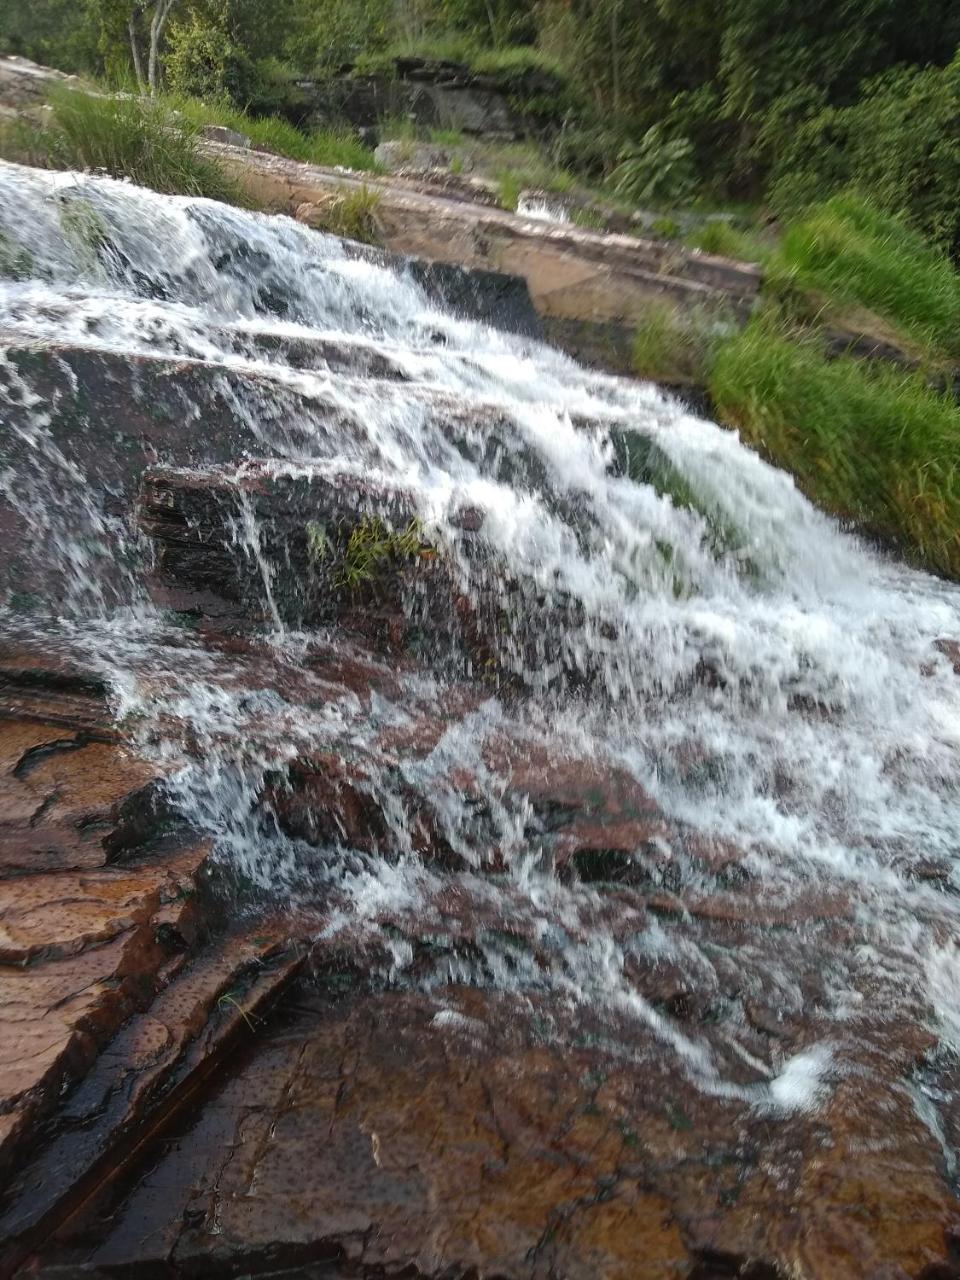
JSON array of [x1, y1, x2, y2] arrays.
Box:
[[3, 159, 960, 1116]]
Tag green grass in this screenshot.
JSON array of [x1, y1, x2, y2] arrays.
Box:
[[686, 220, 768, 263], [428, 127, 466, 146], [171, 95, 379, 171], [0, 86, 245, 204], [710, 318, 960, 576], [335, 517, 426, 591], [632, 303, 719, 386], [649, 216, 681, 240], [767, 194, 960, 359], [305, 186, 383, 245], [497, 171, 521, 211], [468, 45, 566, 80], [355, 39, 565, 84]]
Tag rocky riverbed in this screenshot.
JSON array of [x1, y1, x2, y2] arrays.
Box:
[[2, 159, 960, 1279]]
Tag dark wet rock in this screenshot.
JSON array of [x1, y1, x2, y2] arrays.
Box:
[[138, 464, 461, 640], [407, 257, 544, 339]]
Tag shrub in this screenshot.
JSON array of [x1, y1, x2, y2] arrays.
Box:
[[769, 54, 960, 260], [710, 319, 960, 576], [611, 126, 695, 206], [767, 195, 960, 358], [164, 13, 249, 103], [0, 87, 242, 204]]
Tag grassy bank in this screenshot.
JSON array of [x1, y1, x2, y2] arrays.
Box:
[[0, 84, 379, 207], [767, 196, 960, 362], [0, 87, 244, 203], [711, 323, 960, 575], [631, 196, 960, 578]]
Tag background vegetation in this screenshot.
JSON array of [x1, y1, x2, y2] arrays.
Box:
[[4, 0, 960, 251]]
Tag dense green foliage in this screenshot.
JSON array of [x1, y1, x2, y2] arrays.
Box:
[[5, 0, 960, 233], [769, 55, 960, 258]]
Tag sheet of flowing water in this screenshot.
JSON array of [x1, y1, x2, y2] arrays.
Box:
[[3, 161, 960, 1118]]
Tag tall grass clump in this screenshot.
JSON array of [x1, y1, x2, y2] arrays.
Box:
[[307, 186, 382, 245], [632, 303, 721, 386], [768, 195, 960, 358], [171, 95, 380, 171], [1, 87, 242, 204], [710, 319, 960, 576]]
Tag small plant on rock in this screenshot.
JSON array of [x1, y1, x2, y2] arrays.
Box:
[[310, 186, 383, 245], [336, 516, 427, 591]]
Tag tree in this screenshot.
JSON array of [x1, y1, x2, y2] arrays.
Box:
[[126, 0, 180, 94]]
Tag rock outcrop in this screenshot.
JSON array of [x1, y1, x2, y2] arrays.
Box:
[[300, 55, 552, 142], [3, 119, 960, 1280], [222, 143, 759, 332]]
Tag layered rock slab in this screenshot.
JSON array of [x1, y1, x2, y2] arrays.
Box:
[[22, 977, 960, 1280]]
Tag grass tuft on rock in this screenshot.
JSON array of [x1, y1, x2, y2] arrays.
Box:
[[709, 318, 960, 577], [337, 517, 426, 591], [307, 186, 383, 245]]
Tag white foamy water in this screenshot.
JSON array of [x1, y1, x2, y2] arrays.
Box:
[[3, 161, 960, 1116]]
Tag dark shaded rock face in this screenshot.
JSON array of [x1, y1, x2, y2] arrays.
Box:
[[298, 57, 546, 140], [409, 258, 544, 339]]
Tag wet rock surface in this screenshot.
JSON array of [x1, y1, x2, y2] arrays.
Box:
[[16, 972, 960, 1280], [4, 159, 960, 1280], [2, 628, 959, 1278]]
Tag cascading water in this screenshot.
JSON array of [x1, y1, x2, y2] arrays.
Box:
[[3, 158, 960, 1129]]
